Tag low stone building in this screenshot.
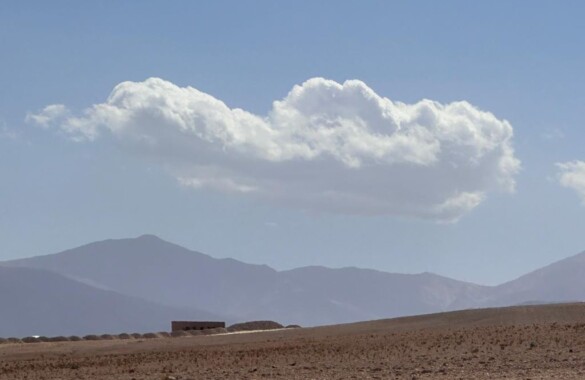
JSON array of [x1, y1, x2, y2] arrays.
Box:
[[171, 321, 225, 332]]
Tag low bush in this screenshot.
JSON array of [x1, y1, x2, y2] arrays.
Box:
[[48, 336, 69, 342], [170, 331, 189, 338], [22, 337, 41, 343], [227, 321, 283, 332]]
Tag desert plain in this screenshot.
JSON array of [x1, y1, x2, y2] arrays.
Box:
[[1, 303, 585, 379]]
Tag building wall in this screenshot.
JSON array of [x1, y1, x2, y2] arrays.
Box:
[[171, 321, 225, 332]]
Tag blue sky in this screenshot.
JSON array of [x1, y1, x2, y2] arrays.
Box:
[[1, 1, 585, 285]]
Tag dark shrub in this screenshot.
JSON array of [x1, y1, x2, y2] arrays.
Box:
[[227, 321, 283, 333], [48, 336, 69, 342], [22, 337, 41, 343], [170, 331, 189, 338]]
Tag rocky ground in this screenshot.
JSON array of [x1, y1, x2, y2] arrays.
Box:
[[1, 303, 585, 379]]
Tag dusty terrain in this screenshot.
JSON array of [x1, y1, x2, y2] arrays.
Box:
[[1, 303, 585, 379]]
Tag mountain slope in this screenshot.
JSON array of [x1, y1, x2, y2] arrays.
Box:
[[2, 235, 488, 326], [5, 236, 585, 328], [481, 251, 585, 307], [0, 266, 219, 337], [3, 235, 279, 321], [262, 266, 487, 325]]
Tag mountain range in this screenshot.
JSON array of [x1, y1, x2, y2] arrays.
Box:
[[1, 234, 584, 336], [0, 265, 219, 337]]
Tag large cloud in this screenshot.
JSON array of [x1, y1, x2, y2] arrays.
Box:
[[28, 77, 520, 222], [557, 161, 585, 204]]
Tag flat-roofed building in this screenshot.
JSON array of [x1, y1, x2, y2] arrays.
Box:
[[171, 321, 225, 332]]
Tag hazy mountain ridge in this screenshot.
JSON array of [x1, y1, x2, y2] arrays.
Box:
[[479, 251, 585, 307], [3, 235, 585, 332], [274, 266, 489, 325], [3, 235, 487, 326], [4, 235, 279, 322], [0, 266, 220, 337]]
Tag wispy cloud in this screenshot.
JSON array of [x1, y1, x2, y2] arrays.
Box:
[[541, 128, 565, 141], [557, 161, 585, 204], [27, 77, 520, 222], [0, 121, 20, 141]]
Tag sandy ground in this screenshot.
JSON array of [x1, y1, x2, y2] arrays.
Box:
[[2, 303, 585, 379]]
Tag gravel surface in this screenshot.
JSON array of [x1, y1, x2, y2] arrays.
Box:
[[1, 303, 585, 379]]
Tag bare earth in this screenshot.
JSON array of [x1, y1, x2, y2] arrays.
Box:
[[2, 303, 585, 379]]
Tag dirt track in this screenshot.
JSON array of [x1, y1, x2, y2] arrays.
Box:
[[2, 303, 585, 379]]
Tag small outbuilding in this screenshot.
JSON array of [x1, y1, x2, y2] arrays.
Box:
[[171, 321, 225, 332]]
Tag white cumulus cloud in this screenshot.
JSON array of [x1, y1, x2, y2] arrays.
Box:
[[27, 77, 520, 222], [557, 161, 585, 204]]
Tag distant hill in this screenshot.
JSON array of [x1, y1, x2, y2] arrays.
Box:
[[3, 235, 585, 328], [0, 266, 220, 337], [3, 235, 279, 322], [3, 235, 487, 326], [272, 266, 487, 325], [480, 251, 585, 307]]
